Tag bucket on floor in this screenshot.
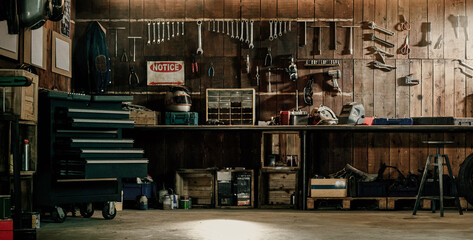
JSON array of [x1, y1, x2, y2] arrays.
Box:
[[163, 194, 172, 210], [139, 195, 148, 210]]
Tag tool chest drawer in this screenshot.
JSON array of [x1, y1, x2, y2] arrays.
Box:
[[39, 90, 148, 180]]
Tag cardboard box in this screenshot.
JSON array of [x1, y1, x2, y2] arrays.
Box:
[[310, 179, 347, 198], [0, 70, 39, 122], [129, 110, 160, 125]]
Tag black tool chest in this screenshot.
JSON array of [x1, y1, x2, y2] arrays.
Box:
[[36, 90, 148, 221]]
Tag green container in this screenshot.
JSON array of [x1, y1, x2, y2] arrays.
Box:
[[0, 195, 11, 219], [180, 200, 190, 209]]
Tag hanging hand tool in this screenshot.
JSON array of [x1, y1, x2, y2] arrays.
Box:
[[256, 66, 260, 86], [370, 61, 396, 71], [399, 15, 411, 31], [157, 21, 161, 44], [340, 25, 360, 55], [241, 19, 244, 42], [454, 59, 473, 71], [245, 20, 250, 44], [153, 22, 156, 44], [167, 22, 170, 40], [405, 74, 420, 85], [367, 33, 395, 48], [327, 70, 341, 93], [456, 67, 473, 78], [326, 20, 344, 49], [110, 27, 126, 57], [196, 21, 203, 55], [249, 20, 254, 49], [269, 20, 274, 41], [426, 22, 432, 45], [279, 21, 283, 37], [128, 66, 139, 86], [274, 19, 278, 39], [222, 20, 225, 34], [227, 21, 230, 36], [284, 21, 287, 34], [177, 22, 180, 36], [161, 22, 165, 43], [191, 54, 198, 74], [370, 46, 394, 64], [236, 20, 240, 40], [289, 21, 292, 32], [264, 47, 272, 67], [231, 21, 234, 38], [182, 21, 185, 36], [309, 25, 329, 55], [213, 20, 216, 32], [147, 22, 151, 45], [367, 21, 395, 36], [217, 20, 219, 33], [304, 77, 314, 106], [121, 48, 128, 62], [208, 62, 215, 78], [434, 34, 443, 49], [172, 22, 175, 38], [268, 68, 272, 93], [287, 57, 298, 82], [208, 21, 211, 31], [400, 35, 410, 55], [246, 54, 250, 73], [127, 36, 142, 62]]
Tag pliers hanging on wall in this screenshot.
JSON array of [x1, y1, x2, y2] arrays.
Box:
[[129, 66, 139, 86], [208, 62, 215, 78], [191, 54, 198, 74]]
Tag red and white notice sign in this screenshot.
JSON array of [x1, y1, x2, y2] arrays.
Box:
[[147, 61, 185, 86]]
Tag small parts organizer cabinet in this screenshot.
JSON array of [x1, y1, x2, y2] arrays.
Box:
[[215, 169, 254, 208], [259, 131, 301, 208], [206, 88, 255, 125], [37, 91, 148, 221]]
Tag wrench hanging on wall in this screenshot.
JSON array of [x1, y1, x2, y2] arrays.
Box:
[[196, 21, 203, 55], [249, 20, 254, 49]]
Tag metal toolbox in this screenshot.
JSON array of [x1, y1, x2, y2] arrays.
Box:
[[36, 90, 149, 219], [164, 112, 198, 125], [206, 88, 255, 125]]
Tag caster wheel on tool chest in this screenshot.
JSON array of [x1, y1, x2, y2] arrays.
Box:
[[80, 203, 94, 218], [52, 206, 66, 223], [102, 202, 117, 220]]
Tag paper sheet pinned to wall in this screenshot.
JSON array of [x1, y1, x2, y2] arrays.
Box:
[[55, 37, 70, 71], [0, 21, 18, 53], [31, 27, 43, 67]]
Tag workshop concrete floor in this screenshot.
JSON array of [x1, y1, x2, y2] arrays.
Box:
[[37, 209, 473, 240]]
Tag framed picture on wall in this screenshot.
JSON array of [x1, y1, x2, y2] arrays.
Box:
[[0, 20, 18, 60], [24, 27, 47, 69], [52, 31, 72, 77]]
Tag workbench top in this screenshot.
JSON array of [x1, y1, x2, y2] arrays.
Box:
[[131, 124, 473, 132]]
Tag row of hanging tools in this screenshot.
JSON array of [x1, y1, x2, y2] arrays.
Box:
[[146, 21, 185, 45]]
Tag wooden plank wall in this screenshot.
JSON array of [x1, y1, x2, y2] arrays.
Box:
[[77, 0, 473, 180]]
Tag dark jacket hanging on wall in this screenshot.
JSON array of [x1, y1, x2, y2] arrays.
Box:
[[73, 21, 111, 94]]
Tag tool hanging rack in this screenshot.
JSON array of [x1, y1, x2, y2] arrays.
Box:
[[75, 18, 354, 23]]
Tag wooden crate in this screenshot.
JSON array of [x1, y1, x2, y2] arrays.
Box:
[[261, 131, 301, 169], [259, 169, 298, 208], [175, 169, 215, 208], [215, 169, 254, 208], [307, 197, 387, 210], [0, 70, 39, 122], [129, 110, 161, 125]]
